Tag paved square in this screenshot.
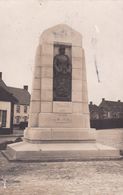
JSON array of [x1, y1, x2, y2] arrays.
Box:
[[0, 152, 123, 195], [1, 129, 123, 195]]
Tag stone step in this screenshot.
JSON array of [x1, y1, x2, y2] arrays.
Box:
[[2, 141, 121, 162]]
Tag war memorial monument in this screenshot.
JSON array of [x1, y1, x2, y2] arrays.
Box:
[[5, 24, 120, 161]]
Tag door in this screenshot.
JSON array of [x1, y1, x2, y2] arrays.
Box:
[[0, 110, 7, 127]]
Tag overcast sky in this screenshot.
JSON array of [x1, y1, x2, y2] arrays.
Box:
[[0, 0, 123, 104]]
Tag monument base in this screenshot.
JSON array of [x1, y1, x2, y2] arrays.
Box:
[[24, 127, 96, 142], [3, 141, 120, 161]]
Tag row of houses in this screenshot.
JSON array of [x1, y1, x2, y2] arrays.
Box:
[[0, 72, 30, 134], [1, 71, 123, 133], [89, 98, 123, 120]]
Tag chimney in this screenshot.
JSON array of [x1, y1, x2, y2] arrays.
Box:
[[24, 85, 28, 91], [102, 98, 105, 102], [90, 101, 93, 105], [0, 72, 2, 79], [118, 100, 121, 102]]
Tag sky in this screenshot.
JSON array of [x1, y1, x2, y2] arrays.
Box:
[[0, 0, 123, 105]]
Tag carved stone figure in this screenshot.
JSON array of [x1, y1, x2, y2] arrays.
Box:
[[53, 45, 72, 101]]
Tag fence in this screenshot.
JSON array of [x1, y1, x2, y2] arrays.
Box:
[[90, 118, 123, 129]]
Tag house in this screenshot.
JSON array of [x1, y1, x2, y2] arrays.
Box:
[[89, 98, 123, 129], [0, 73, 18, 134], [89, 98, 123, 120], [0, 72, 30, 134], [99, 98, 123, 119], [89, 101, 99, 119], [8, 85, 30, 126]]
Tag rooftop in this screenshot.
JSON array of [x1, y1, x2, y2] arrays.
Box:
[[0, 72, 30, 105], [8, 86, 30, 105]]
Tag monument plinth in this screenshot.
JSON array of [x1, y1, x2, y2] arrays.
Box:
[[4, 24, 120, 161], [24, 24, 95, 143]]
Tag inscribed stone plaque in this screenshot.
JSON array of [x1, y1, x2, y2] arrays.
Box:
[[53, 102, 72, 113], [55, 114, 72, 123]]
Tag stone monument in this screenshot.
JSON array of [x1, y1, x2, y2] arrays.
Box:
[[5, 24, 120, 161]]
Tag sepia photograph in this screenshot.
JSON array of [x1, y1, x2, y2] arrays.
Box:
[[0, 0, 123, 194]]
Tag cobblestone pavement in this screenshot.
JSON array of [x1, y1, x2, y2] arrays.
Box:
[[0, 129, 123, 195], [0, 153, 123, 195]]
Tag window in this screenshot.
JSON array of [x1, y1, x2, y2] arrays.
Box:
[[23, 116, 28, 122], [16, 105, 20, 113], [108, 112, 111, 119], [16, 116, 20, 124], [24, 105, 27, 113], [0, 110, 7, 127]]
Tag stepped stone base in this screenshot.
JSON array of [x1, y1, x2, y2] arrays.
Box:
[[3, 141, 121, 161]]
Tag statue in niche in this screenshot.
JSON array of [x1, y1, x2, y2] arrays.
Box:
[[53, 45, 72, 101]]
